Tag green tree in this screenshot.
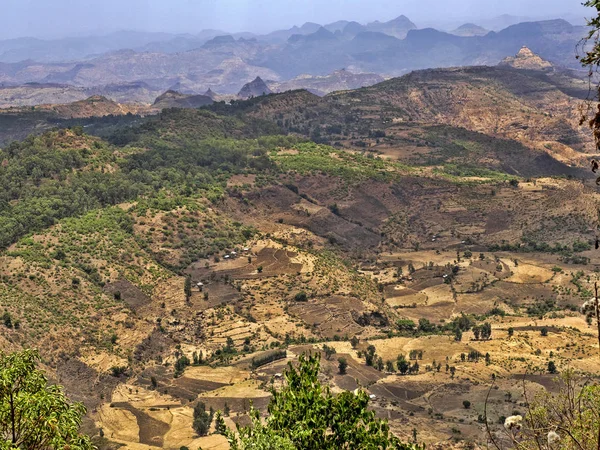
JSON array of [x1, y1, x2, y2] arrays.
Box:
[[214, 411, 227, 435], [174, 355, 190, 378], [454, 328, 462, 342], [233, 353, 418, 449], [322, 345, 336, 361], [397, 355, 410, 375], [184, 276, 192, 301], [548, 361, 558, 374], [396, 319, 416, 332], [193, 401, 213, 436], [227, 408, 296, 450], [338, 357, 348, 375], [0, 349, 94, 450], [2, 312, 12, 329]]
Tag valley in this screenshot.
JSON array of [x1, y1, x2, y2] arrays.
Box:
[[1, 15, 600, 448]]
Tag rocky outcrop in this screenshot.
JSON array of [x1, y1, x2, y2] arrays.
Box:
[[499, 46, 553, 70], [238, 77, 272, 99]]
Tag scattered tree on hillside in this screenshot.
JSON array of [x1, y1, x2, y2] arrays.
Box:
[[184, 276, 192, 302], [193, 401, 214, 436], [338, 357, 348, 375], [322, 345, 336, 360], [365, 345, 376, 366], [454, 328, 463, 342], [0, 350, 94, 450], [214, 411, 227, 435], [397, 355, 410, 375]]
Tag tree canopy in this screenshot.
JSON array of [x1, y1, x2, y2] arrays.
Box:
[[227, 353, 419, 450], [0, 349, 94, 450]]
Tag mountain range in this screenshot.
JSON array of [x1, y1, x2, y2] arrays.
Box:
[[0, 15, 589, 104]]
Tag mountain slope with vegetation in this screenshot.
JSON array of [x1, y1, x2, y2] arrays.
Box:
[[2, 46, 600, 449]]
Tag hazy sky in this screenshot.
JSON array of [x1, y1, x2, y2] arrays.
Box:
[[1, 0, 590, 39]]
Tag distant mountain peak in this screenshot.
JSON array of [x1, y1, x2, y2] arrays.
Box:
[[203, 35, 236, 47], [204, 88, 217, 100], [153, 90, 184, 103], [300, 22, 322, 32], [388, 15, 415, 26], [238, 76, 272, 99], [288, 26, 337, 44], [365, 14, 417, 38], [450, 23, 489, 37], [153, 90, 213, 109], [499, 46, 553, 70]]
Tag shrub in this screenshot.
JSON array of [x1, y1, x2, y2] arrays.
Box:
[[294, 291, 308, 302]]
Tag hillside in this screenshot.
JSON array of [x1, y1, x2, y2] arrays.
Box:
[[212, 61, 592, 171], [151, 90, 214, 110], [268, 69, 385, 96], [1, 55, 600, 449]]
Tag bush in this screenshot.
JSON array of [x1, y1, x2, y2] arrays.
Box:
[[294, 291, 308, 302]]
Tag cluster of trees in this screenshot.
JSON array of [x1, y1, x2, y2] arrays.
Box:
[[193, 401, 214, 436], [459, 350, 490, 363], [396, 355, 420, 375], [395, 314, 492, 344], [489, 238, 591, 256], [358, 344, 422, 375], [472, 323, 492, 340], [251, 350, 287, 369], [0, 115, 299, 250]]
